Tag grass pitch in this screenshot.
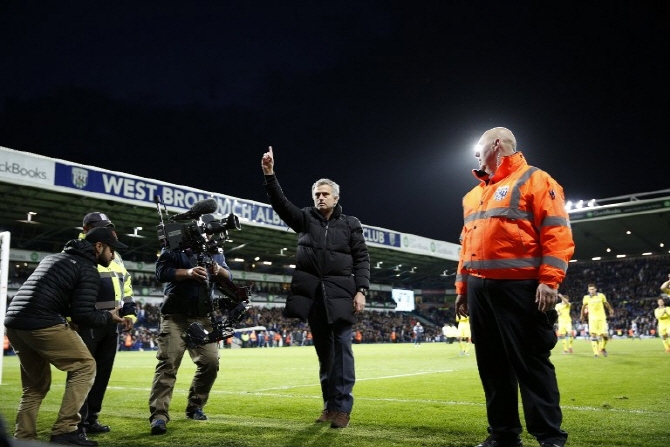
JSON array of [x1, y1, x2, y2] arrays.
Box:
[[1, 338, 668, 447]]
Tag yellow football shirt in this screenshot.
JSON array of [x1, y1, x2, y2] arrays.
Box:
[[583, 293, 608, 320]]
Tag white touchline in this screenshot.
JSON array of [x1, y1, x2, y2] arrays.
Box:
[[250, 369, 456, 392], [60, 381, 668, 416]]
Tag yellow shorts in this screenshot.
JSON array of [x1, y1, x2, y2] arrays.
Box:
[[556, 321, 573, 336], [589, 319, 607, 336], [457, 324, 471, 339]]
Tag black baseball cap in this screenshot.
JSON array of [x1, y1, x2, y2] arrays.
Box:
[[85, 227, 128, 250], [83, 212, 115, 228]]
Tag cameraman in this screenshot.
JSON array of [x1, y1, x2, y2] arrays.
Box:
[[148, 239, 232, 435]]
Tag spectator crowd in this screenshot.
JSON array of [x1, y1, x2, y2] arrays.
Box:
[[5, 254, 670, 355]]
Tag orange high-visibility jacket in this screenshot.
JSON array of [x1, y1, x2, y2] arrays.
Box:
[[455, 152, 574, 295]]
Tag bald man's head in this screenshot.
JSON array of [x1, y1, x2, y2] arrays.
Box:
[[481, 127, 517, 155], [474, 127, 517, 175]]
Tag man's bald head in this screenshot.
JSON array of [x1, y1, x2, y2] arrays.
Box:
[[479, 127, 517, 156], [474, 127, 518, 175]]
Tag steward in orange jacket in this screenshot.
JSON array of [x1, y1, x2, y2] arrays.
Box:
[[455, 151, 573, 294], [454, 127, 573, 447]]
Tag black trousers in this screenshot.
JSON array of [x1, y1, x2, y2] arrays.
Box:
[[77, 323, 118, 425], [308, 294, 355, 414], [467, 276, 567, 446]]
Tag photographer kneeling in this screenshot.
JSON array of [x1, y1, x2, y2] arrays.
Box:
[[148, 241, 232, 435]]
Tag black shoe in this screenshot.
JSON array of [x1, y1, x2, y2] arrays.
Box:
[[150, 419, 167, 435], [186, 408, 208, 420], [540, 443, 563, 447], [475, 436, 523, 447], [50, 430, 99, 446], [84, 422, 110, 434]]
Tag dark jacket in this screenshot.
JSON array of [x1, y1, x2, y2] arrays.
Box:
[[4, 239, 114, 330], [155, 249, 230, 317], [264, 175, 370, 324]]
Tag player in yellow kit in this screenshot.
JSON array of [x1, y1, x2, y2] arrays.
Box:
[[653, 298, 670, 352], [581, 284, 613, 357], [655, 275, 670, 353], [555, 294, 574, 354], [456, 315, 471, 356]]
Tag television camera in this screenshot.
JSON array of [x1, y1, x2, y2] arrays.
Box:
[[154, 195, 251, 346]]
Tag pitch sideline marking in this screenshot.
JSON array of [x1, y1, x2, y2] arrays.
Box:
[[250, 369, 455, 391], [95, 384, 669, 416]]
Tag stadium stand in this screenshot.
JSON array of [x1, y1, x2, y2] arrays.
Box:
[[2, 146, 670, 351]]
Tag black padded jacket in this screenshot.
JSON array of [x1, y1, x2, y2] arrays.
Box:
[[264, 175, 370, 324], [4, 239, 113, 330]]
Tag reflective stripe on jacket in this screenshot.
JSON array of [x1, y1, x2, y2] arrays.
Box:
[[455, 152, 574, 294], [96, 255, 133, 310], [79, 232, 134, 311]]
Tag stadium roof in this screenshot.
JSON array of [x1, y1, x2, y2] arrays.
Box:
[[0, 146, 461, 289], [2, 146, 669, 289], [0, 181, 462, 287], [567, 190, 670, 262]]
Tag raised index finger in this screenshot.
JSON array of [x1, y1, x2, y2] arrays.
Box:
[[268, 146, 273, 156]]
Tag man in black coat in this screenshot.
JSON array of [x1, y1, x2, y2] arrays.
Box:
[[261, 146, 370, 429], [4, 227, 127, 446]]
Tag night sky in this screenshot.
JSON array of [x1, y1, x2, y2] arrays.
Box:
[[1, 2, 667, 244]]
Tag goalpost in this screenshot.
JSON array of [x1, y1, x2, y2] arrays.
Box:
[[0, 231, 10, 385]]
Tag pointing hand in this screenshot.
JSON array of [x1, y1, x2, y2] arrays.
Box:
[[261, 146, 274, 175]]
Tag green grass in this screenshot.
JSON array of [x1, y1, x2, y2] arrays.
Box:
[[1, 338, 669, 447]]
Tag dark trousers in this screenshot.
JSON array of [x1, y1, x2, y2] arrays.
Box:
[[77, 324, 118, 425], [308, 296, 355, 414], [467, 276, 567, 446]]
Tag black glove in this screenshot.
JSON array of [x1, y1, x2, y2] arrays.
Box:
[[119, 302, 137, 317]]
